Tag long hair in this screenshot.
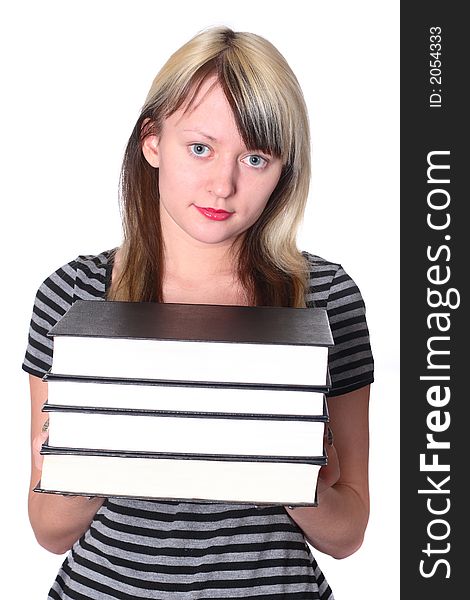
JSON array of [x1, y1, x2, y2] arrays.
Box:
[[109, 26, 311, 307]]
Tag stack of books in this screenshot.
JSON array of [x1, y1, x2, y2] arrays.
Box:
[[36, 300, 333, 506]]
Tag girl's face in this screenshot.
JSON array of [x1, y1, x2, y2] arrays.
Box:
[[142, 78, 283, 249]]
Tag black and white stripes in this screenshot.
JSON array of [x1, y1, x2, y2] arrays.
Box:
[[302, 256, 374, 397], [23, 249, 374, 599], [50, 500, 330, 600], [23, 252, 109, 379]]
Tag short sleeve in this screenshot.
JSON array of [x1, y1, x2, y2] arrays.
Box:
[[22, 261, 78, 378], [324, 266, 374, 397], [22, 251, 111, 378], [303, 252, 374, 397]]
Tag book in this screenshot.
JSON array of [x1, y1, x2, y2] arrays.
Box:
[[44, 375, 327, 416], [47, 301, 333, 387], [43, 403, 328, 457], [36, 447, 326, 505], [37, 300, 333, 505]]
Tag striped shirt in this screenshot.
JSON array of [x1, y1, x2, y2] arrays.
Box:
[[23, 249, 374, 600]]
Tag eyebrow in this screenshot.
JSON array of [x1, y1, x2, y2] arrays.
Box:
[[181, 128, 217, 142]]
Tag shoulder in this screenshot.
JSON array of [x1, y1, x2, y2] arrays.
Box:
[[72, 249, 115, 298], [301, 251, 363, 310], [41, 249, 115, 305]]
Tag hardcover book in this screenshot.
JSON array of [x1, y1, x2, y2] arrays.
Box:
[[36, 447, 327, 506], [48, 301, 333, 387], [43, 403, 328, 457], [45, 375, 328, 416]]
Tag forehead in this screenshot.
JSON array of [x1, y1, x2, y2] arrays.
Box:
[[168, 79, 239, 134]]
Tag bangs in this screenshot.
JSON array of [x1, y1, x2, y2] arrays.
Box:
[[219, 61, 289, 162], [216, 42, 294, 163], [169, 58, 292, 164]]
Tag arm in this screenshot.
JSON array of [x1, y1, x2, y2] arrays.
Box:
[[285, 384, 370, 559], [28, 374, 105, 555]]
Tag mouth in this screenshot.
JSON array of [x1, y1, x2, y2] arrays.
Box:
[[194, 205, 234, 221]]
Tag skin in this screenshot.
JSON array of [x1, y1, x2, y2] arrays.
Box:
[[29, 78, 370, 559], [286, 386, 370, 558], [29, 375, 105, 555], [142, 78, 284, 289]]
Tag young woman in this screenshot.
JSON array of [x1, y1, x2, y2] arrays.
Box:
[[24, 26, 374, 600]]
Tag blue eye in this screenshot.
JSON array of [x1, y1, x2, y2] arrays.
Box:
[[190, 143, 210, 157], [243, 155, 268, 168]]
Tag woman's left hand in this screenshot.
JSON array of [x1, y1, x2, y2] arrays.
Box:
[[284, 387, 370, 559], [317, 428, 340, 495]]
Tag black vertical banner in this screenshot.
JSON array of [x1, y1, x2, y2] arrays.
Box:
[[401, 3, 466, 597]]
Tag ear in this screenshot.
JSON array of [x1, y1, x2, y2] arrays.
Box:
[[141, 133, 160, 168]]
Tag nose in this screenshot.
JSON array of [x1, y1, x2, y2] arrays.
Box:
[[208, 157, 237, 199]]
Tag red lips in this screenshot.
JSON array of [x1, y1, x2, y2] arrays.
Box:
[[194, 205, 234, 221]]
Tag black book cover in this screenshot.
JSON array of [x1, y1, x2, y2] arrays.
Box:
[[39, 444, 328, 464], [44, 371, 332, 392], [43, 402, 330, 422], [48, 300, 334, 347]]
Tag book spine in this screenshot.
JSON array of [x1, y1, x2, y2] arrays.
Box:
[[32, 484, 318, 508], [43, 403, 329, 422], [44, 371, 331, 393], [40, 444, 328, 465]]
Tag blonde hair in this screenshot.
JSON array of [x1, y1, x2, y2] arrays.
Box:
[[110, 26, 311, 306]]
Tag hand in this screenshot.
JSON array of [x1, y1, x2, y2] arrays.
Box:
[[317, 426, 340, 495], [32, 417, 96, 500], [32, 419, 49, 472]]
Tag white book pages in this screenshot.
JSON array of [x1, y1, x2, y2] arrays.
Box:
[[52, 337, 329, 386], [39, 454, 321, 505], [47, 380, 325, 416], [47, 411, 326, 457]]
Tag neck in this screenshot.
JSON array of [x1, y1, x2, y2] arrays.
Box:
[[160, 205, 241, 283]]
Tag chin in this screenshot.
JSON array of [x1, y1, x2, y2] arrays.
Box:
[[191, 234, 238, 246], [186, 226, 240, 246]]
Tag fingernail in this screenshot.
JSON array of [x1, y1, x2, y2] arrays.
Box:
[[326, 426, 334, 446]]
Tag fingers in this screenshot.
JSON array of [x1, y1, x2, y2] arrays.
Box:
[[325, 425, 334, 447], [317, 434, 340, 495], [317, 467, 339, 495], [33, 430, 49, 472]]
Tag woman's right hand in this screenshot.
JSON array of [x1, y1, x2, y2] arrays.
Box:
[[28, 375, 104, 554]]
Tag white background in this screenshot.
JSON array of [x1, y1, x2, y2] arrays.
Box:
[[1, 1, 399, 598]]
